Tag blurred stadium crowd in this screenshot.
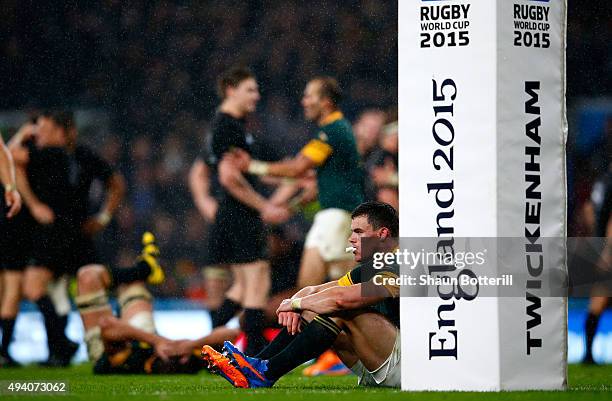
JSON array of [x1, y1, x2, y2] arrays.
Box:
[[0, 1, 398, 301], [0, 0, 610, 304]]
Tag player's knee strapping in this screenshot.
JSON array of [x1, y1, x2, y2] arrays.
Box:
[[76, 290, 112, 362], [117, 285, 155, 333], [76, 290, 112, 314]]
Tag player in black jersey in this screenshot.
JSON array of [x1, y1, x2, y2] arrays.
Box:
[[202, 201, 402, 388], [8, 114, 79, 366], [8, 111, 127, 366], [0, 132, 22, 366], [48, 110, 126, 366], [204, 66, 289, 355], [583, 164, 612, 364], [189, 135, 232, 310]]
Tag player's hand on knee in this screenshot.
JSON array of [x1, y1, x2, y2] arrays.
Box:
[[276, 299, 293, 315], [287, 312, 302, 335], [278, 311, 302, 335]]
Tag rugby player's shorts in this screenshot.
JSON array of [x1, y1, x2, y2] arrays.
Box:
[[0, 208, 34, 271], [351, 328, 401, 388], [304, 208, 353, 262], [30, 221, 98, 275], [206, 204, 267, 265]]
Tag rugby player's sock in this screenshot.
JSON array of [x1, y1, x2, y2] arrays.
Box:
[[255, 328, 295, 359], [0, 318, 16, 356], [264, 316, 341, 381], [47, 314, 68, 355], [110, 261, 151, 285], [584, 312, 601, 361], [36, 295, 69, 348], [211, 298, 241, 327], [243, 308, 267, 355]]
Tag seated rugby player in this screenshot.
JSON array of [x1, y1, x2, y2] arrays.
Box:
[[200, 201, 401, 388]]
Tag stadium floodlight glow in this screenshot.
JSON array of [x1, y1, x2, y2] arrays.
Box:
[[399, 0, 567, 391]]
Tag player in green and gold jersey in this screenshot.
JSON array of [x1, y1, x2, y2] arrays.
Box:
[[229, 77, 365, 289]]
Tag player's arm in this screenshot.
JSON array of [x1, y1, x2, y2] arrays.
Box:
[[0, 136, 21, 218], [259, 154, 316, 178], [172, 326, 241, 358], [99, 316, 172, 361], [236, 137, 332, 178], [0, 136, 17, 189], [82, 152, 126, 235], [281, 267, 399, 315], [218, 156, 267, 211], [269, 179, 300, 205], [10, 141, 55, 224], [188, 158, 218, 221], [281, 282, 390, 315], [98, 172, 125, 224], [290, 280, 340, 300]]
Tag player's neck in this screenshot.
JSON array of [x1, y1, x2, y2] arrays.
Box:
[[220, 101, 246, 119], [317, 108, 342, 126]]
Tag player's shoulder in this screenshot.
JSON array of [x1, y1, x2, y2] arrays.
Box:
[[213, 112, 242, 128], [320, 117, 353, 139]]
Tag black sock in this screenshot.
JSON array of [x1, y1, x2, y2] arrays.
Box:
[[111, 261, 151, 285], [243, 308, 267, 355], [211, 298, 241, 328], [36, 295, 69, 353], [265, 316, 341, 381], [256, 328, 296, 359], [0, 318, 17, 356], [585, 312, 601, 360]]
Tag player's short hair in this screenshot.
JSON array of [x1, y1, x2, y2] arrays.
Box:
[[311, 76, 342, 106], [351, 201, 399, 237], [40, 110, 75, 133], [217, 66, 256, 99]]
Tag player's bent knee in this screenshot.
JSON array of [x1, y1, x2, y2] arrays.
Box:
[[75, 290, 111, 314], [128, 311, 156, 333], [118, 284, 153, 313], [77, 265, 108, 291], [22, 285, 45, 301]]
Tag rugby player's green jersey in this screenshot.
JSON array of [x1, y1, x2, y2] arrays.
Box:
[[300, 111, 364, 212], [337, 258, 400, 328]]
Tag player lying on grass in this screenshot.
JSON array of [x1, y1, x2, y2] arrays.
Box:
[[75, 232, 237, 374], [200, 201, 401, 388]]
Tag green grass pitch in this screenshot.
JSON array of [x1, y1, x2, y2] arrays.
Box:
[[0, 363, 610, 400]]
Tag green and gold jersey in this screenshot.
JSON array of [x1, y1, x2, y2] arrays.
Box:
[[337, 258, 400, 328], [300, 111, 364, 212]]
